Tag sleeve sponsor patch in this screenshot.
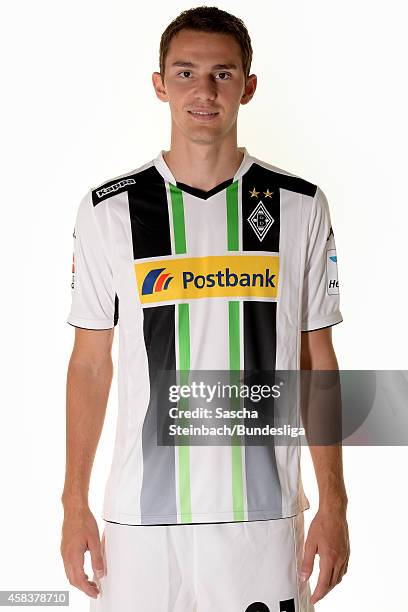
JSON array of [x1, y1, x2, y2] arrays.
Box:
[[326, 248, 339, 295]]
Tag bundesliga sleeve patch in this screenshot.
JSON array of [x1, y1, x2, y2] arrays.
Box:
[[326, 248, 339, 295], [71, 226, 76, 291]]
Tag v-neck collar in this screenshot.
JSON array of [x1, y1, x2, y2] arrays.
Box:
[[153, 147, 252, 200], [175, 177, 235, 200]]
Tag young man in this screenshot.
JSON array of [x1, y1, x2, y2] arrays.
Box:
[[61, 6, 350, 612]]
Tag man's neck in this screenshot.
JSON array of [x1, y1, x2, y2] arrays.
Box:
[[162, 142, 245, 192]]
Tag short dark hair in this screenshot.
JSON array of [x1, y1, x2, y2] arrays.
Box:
[[159, 6, 253, 80]]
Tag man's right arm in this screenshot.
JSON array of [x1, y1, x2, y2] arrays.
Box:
[[60, 327, 114, 599]]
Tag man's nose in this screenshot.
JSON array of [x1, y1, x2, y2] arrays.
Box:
[[192, 75, 218, 100]]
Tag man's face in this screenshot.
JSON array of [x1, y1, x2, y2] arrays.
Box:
[[153, 29, 256, 145]]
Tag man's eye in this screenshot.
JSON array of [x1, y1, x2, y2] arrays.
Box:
[[177, 71, 231, 79]]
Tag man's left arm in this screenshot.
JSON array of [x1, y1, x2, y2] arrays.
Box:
[[299, 326, 350, 605]]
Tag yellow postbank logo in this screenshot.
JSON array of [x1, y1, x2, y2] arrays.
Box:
[[135, 254, 279, 304]]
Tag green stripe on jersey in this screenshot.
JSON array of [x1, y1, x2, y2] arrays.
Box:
[[170, 184, 187, 253], [169, 184, 192, 523], [178, 302, 192, 523], [226, 180, 239, 251], [226, 181, 245, 521], [229, 301, 245, 520]]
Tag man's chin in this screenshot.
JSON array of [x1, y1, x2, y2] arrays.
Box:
[[183, 126, 224, 145], [188, 136, 221, 145]]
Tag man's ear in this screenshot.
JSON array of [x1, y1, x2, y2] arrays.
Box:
[[152, 71, 169, 102], [241, 73, 257, 105]]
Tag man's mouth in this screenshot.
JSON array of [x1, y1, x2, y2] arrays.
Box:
[[188, 110, 219, 117]]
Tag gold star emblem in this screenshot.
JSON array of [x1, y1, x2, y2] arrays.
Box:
[[263, 188, 273, 198], [249, 187, 259, 198]]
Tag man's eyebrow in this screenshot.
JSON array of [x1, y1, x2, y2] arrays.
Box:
[[170, 61, 239, 70]]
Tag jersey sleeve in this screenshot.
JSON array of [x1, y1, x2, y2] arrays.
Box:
[[67, 190, 118, 330], [300, 186, 343, 332]]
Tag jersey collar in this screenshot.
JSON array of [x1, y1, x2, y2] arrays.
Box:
[[153, 147, 252, 185]]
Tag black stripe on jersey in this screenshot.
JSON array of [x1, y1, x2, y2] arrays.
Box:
[[242, 163, 282, 515], [128, 165, 172, 260], [242, 161, 279, 371], [113, 293, 119, 326], [143, 305, 175, 372], [242, 162, 283, 252], [242, 161, 317, 250], [140, 304, 178, 523], [91, 173, 141, 206], [247, 162, 318, 197], [243, 299, 282, 511], [243, 301, 277, 371], [176, 177, 234, 200], [126, 164, 178, 523]]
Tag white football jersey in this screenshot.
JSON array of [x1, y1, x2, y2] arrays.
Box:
[[67, 147, 343, 525]]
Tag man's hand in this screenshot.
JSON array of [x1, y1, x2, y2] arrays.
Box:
[[60, 506, 105, 599], [300, 505, 350, 605]]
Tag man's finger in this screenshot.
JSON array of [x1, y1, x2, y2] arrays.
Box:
[[337, 554, 349, 582], [300, 536, 317, 582], [310, 554, 334, 604], [101, 530, 107, 575], [329, 559, 345, 587], [65, 549, 100, 598], [88, 533, 105, 579], [70, 570, 100, 598]]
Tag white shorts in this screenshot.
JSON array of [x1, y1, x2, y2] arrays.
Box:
[[90, 512, 314, 612]]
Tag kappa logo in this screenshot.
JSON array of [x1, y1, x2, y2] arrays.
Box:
[[96, 178, 136, 199], [247, 201, 274, 241], [142, 268, 174, 295]]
